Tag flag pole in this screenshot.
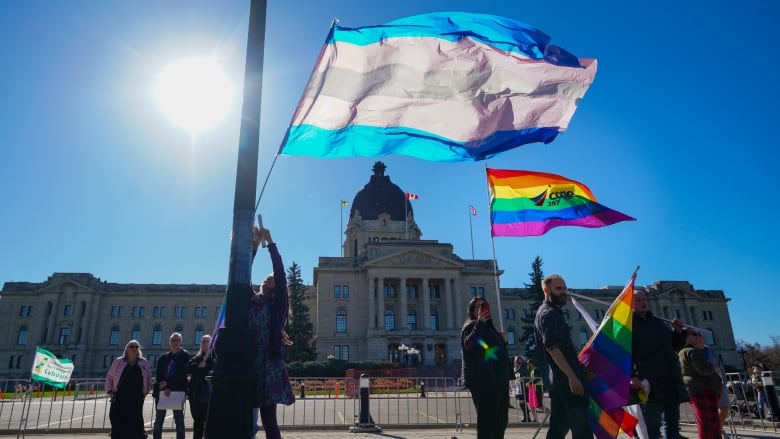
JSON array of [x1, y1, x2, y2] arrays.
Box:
[[340, 200, 346, 256], [468, 204, 475, 260], [484, 165, 504, 332], [405, 196, 408, 239]]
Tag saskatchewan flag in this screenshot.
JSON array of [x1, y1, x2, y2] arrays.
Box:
[[31, 347, 74, 389]]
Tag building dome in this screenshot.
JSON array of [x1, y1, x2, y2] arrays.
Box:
[[350, 162, 411, 221]]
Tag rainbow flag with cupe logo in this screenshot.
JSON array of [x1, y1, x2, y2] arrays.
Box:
[[487, 168, 635, 237], [579, 274, 638, 439]]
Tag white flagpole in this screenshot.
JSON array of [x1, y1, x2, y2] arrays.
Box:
[[405, 196, 409, 239], [468, 204, 475, 260], [484, 165, 504, 332]]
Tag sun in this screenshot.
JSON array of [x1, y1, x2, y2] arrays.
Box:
[[153, 57, 234, 135]]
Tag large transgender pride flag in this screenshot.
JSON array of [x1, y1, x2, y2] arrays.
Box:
[[279, 12, 597, 162]]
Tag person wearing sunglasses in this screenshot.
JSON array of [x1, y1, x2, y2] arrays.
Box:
[[105, 339, 152, 439]]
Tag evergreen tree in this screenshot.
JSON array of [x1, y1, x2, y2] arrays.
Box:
[[520, 256, 544, 359], [284, 261, 317, 362]]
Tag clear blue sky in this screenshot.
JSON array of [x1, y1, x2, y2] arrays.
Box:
[[1, 1, 778, 346]]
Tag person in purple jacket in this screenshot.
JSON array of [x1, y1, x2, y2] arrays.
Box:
[[250, 226, 294, 439]]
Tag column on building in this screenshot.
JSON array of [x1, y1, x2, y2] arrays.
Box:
[[45, 295, 62, 345], [453, 277, 463, 330], [400, 277, 408, 331], [444, 278, 454, 330], [422, 278, 431, 331], [367, 275, 375, 329], [377, 277, 386, 331]]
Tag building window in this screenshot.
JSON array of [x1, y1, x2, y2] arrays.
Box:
[[469, 287, 485, 298], [478, 287, 485, 298], [407, 285, 418, 298], [429, 285, 440, 298], [64, 305, 73, 317], [111, 306, 119, 317], [673, 308, 681, 319], [152, 327, 162, 345], [579, 327, 589, 347], [507, 327, 516, 345], [194, 328, 204, 346], [132, 306, 140, 317], [341, 345, 350, 360], [215, 306, 221, 319], [384, 310, 395, 331], [175, 326, 184, 345], [702, 310, 713, 321], [195, 307, 203, 318], [342, 285, 349, 298], [705, 329, 716, 345], [58, 327, 70, 345], [175, 307, 187, 318], [469, 287, 476, 298], [383, 285, 396, 298], [336, 310, 347, 333], [159, 306, 166, 318], [109, 327, 120, 345], [131, 327, 141, 341], [503, 309, 516, 320], [430, 312, 439, 331], [9, 355, 23, 369], [17, 327, 28, 345], [407, 312, 417, 331], [19, 305, 26, 317], [334, 285, 341, 298], [333, 345, 340, 359], [103, 355, 113, 368], [148, 355, 158, 369]]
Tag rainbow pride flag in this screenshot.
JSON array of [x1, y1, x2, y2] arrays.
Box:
[[589, 400, 639, 439], [579, 274, 637, 439], [487, 168, 635, 237]]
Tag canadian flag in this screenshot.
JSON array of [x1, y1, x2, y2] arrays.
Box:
[[469, 205, 477, 216], [406, 193, 419, 200]]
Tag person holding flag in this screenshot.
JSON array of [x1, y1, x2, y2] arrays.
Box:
[[533, 274, 592, 439]]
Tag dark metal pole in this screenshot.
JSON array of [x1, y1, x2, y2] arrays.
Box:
[[206, 1, 267, 437]]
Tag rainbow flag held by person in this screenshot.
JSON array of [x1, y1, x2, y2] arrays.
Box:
[[589, 400, 639, 439], [279, 12, 597, 162], [578, 274, 638, 439], [487, 168, 635, 237]]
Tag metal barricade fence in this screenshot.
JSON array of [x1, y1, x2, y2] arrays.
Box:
[[0, 375, 545, 434]]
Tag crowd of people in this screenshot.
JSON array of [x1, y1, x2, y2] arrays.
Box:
[[102, 231, 773, 439], [104, 226, 293, 439], [460, 273, 777, 439]]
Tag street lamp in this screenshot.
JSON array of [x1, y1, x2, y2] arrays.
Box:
[[736, 344, 748, 377], [206, 1, 267, 437]]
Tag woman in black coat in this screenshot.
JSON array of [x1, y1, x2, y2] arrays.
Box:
[[461, 297, 512, 439]]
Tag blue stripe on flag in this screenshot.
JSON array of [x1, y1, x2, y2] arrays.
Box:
[[284, 124, 560, 162]]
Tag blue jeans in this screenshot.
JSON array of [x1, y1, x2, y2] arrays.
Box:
[[642, 401, 681, 439], [153, 408, 184, 439]]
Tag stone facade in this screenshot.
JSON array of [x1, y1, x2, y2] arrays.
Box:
[[1, 273, 224, 377]]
